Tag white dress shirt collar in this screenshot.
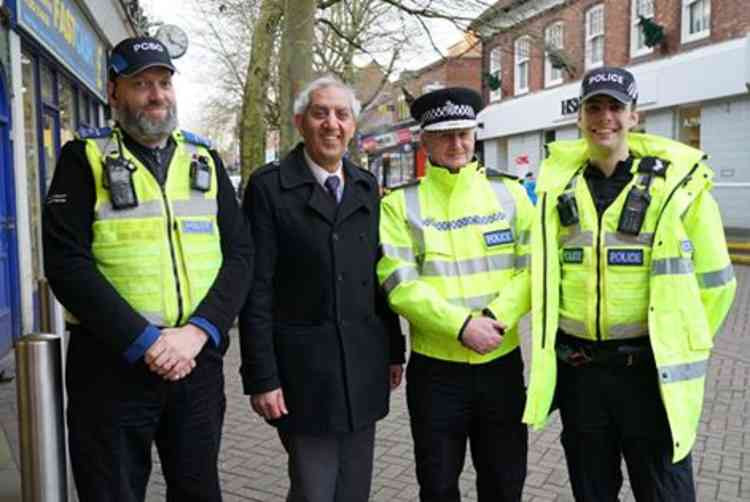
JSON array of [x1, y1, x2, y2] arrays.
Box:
[[303, 149, 345, 189]]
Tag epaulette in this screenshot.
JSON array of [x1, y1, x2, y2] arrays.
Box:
[[388, 179, 420, 191], [637, 156, 669, 177], [251, 160, 281, 178], [75, 126, 112, 140], [181, 130, 213, 149], [486, 168, 518, 180]]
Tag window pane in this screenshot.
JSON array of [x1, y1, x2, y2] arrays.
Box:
[[40, 63, 54, 105], [690, 0, 709, 33], [593, 36, 604, 63], [78, 92, 89, 125], [490, 47, 501, 73], [679, 107, 701, 148], [58, 77, 75, 145]]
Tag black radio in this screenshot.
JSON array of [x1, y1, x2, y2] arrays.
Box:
[[557, 192, 580, 227], [104, 156, 138, 210], [618, 186, 651, 235], [191, 155, 212, 192]]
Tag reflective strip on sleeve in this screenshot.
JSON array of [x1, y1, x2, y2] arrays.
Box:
[[421, 254, 515, 277], [697, 264, 735, 289], [381, 244, 417, 264], [605, 232, 654, 247], [561, 229, 593, 247], [448, 293, 497, 311], [658, 360, 708, 384], [383, 265, 419, 293], [403, 186, 425, 258], [172, 198, 218, 217], [96, 200, 163, 220], [489, 179, 516, 229], [651, 257, 694, 276]]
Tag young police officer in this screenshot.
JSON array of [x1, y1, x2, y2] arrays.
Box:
[[523, 67, 736, 501], [43, 37, 252, 501], [378, 88, 533, 501]]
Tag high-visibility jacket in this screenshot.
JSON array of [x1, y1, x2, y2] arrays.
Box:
[[523, 133, 736, 462], [74, 128, 223, 328], [377, 160, 534, 363]]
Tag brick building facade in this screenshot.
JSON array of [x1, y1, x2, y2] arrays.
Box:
[[473, 0, 750, 229]]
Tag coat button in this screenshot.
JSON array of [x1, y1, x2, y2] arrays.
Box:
[[332, 233, 339, 241], [337, 274, 344, 281]]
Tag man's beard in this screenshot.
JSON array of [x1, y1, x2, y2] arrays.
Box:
[[117, 100, 178, 143]]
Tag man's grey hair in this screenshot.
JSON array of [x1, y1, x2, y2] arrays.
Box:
[[293, 76, 361, 119]]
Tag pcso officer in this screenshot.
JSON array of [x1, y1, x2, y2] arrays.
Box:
[[522, 66, 736, 501], [378, 87, 534, 501], [43, 36, 252, 502]]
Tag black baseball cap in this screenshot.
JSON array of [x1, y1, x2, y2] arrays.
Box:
[[579, 66, 638, 105], [410, 87, 483, 131], [108, 36, 176, 79]]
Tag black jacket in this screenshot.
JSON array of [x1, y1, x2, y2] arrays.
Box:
[[42, 131, 253, 356], [239, 143, 405, 434]]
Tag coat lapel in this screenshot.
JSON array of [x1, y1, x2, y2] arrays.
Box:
[[279, 144, 337, 225], [336, 161, 373, 224]]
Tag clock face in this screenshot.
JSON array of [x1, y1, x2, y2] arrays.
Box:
[[156, 24, 189, 59]]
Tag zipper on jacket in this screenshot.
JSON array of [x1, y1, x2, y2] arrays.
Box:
[[595, 210, 603, 342], [159, 184, 185, 325], [540, 194, 548, 349]]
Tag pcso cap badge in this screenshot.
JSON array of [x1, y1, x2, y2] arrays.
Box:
[[109, 36, 176, 79], [579, 66, 638, 105], [410, 87, 484, 132]]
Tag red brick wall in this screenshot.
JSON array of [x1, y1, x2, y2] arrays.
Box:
[[480, 0, 750, 102]]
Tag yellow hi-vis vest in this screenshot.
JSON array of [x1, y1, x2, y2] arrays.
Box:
[[377, 160, 534, 363], [523, 133, 736, 462], [76, 128, 223, 328]]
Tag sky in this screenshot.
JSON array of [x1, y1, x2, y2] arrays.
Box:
[[139, 0, 465, 132]]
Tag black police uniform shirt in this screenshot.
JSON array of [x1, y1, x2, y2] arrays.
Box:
[[584, 155, 634, 216]]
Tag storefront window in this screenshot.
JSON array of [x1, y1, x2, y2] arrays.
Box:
[[42, 113, 58, 192], [678, 107, 701, 149], [21, 50, 43, 286], [58, 77, 75, 146], [78, 92, 89, 125], [40, 62, 55, 105]]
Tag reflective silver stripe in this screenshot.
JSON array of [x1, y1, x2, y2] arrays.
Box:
[[697, 265, 735, 289], [403, 186, 425, 258], [183, 142, 200, 157], [142, 311, 167, 326], [517, 230, 531, 245], [659, 360, 708, 384], [515, 254, 530, 269], [561, 229, 593, 247], [422, 254, 515, 277], [609, 322, 648, 339], [381, 244, 416, 264], [605, 232, 654, 247], [559, 316, 586, 336], [96, 199, 163, 220], [383, 266, 419, 293], [652, 257, 694, 276], [448, 293, 496, 311], [172, 198, 218, 217], [92, 136, 116, 155], [489, 179, 516, 229]]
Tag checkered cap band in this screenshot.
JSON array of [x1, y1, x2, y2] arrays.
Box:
[[421, 101, 476, 126]]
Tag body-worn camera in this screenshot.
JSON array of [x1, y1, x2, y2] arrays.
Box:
[[191, 155, 212, 192], [618, 186, 651, 235], [104, 156, 138, 209], [557, 192, 579, 226]]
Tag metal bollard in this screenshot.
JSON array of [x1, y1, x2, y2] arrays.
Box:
[[15, 334, 68, 502]]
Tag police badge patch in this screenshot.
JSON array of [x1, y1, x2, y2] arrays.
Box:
[[607, 249, 644, 266], [182, 220, 214, 234], [484, 229, 514, 247], [562, 248, 584, 264]]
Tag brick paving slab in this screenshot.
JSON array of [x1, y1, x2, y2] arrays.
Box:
[[0, 265, 747, 501]]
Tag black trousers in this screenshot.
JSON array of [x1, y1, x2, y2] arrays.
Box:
[[406, 349, 528, 502], [66, 331, 226, 502], [557, 354, 696, 502], [278, 424, 376, 502]]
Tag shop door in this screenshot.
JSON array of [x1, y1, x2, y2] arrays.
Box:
[[0, 69, 20, 357]]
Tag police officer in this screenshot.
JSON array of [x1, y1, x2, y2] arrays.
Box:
[[378, 87, 533, 501], [43, 36, 252, 502], [523, 67, 736, 501]]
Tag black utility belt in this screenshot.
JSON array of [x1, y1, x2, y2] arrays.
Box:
[[556, 331, 652, 368]]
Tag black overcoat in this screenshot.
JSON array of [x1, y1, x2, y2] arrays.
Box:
[[239, 143, 405, 434]]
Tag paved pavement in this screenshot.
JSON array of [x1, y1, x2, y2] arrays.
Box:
[[1, 264, 749, 501]]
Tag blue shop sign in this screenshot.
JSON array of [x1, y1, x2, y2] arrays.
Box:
[[15, 0, 107, 100]]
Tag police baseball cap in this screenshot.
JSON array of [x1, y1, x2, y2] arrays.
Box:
[[410, 87, 483, 131], [108, 36, 176, 79], [579, 66, 638, 105]]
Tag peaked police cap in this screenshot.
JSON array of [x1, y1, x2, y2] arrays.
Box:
[[410, 87, 483, 131], [109, 36, 176, 80]]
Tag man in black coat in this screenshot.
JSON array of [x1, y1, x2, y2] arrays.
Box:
[[239, 76, 405, 501]]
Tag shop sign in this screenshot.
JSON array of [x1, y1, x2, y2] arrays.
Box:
[[396, 128, 412, 144], [17, 0, 107, 100], [375, 132, 397, 149], [561, 97, 580, 116]]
